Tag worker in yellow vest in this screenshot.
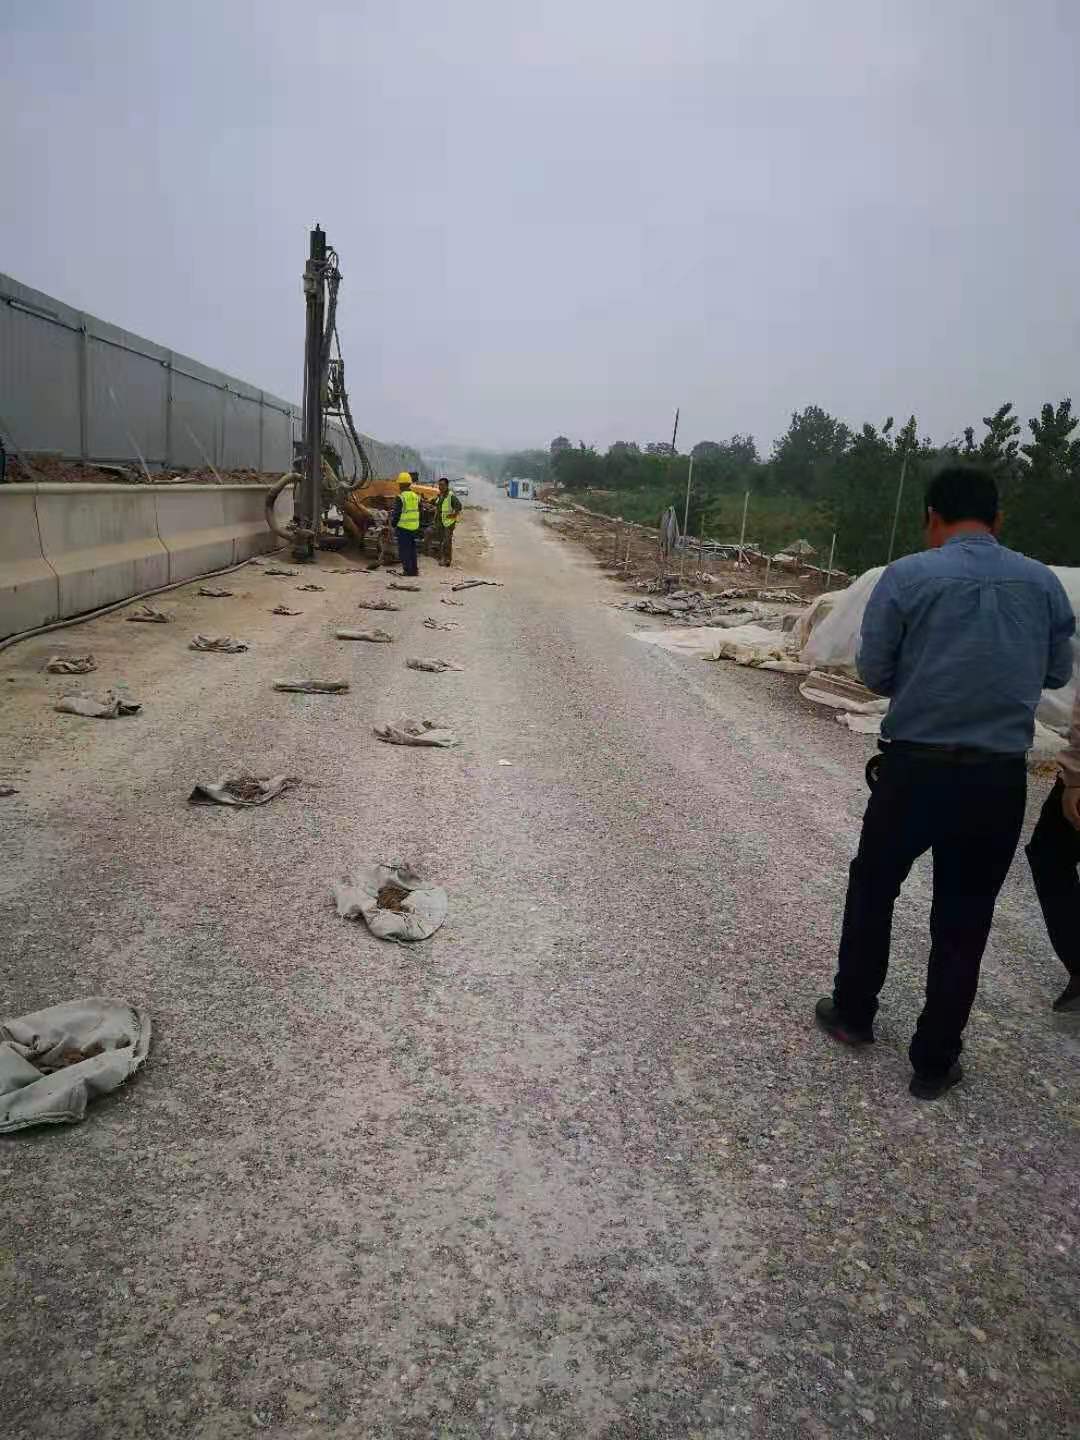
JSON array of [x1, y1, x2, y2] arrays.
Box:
[[435, 477, 463, 567], [391, 471, 421, 576]]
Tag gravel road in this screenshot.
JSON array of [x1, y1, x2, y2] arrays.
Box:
[[1, 482, 1077, 1439]]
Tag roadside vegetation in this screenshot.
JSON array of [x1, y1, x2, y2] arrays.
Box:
[[465, 399, 1079, 573]]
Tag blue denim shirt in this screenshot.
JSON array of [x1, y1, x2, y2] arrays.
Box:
[[857, 534, 1075, 754]]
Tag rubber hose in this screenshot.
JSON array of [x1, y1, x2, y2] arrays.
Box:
[[266, 471, 312, 544]]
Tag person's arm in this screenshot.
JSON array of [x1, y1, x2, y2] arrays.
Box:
[[451, 494, 463, 517], [855, 569, 904, 696], [391, 496, 403, 527], [1044, 575, 1077, 690]]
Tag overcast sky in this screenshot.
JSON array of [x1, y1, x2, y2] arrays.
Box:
[[3, 1, 1078, 455]]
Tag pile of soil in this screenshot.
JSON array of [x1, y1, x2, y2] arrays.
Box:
[[11, 455, 280, 486], [375, 882, 412, 913]]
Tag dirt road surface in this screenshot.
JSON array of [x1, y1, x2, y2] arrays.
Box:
[[1, 482, 1077, 1439]]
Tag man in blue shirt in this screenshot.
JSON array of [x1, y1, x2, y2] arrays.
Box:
[[816, 465, 1075, 1099]]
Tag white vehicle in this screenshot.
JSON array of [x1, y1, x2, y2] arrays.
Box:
[[450, 481, 470, 497]]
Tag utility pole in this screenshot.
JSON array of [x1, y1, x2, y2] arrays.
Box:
[[682, 454, 694, 539], [738, 488, 750, 564], [887, 448, 909, 563], [297, 224, 327, 562]]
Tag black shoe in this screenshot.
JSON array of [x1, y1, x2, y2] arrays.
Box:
[[815, 997, 874, 1046], [909, 1063, 963, 1101], [1053, 975, 1080, 1012]]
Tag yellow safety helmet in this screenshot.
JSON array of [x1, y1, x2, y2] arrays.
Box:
[[397, 471, 412, 486]]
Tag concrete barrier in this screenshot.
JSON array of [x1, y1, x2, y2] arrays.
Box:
[[222, 485, 281, 563], [0, 488, 61, 636], [155, 487, 234, 581], [35, 485, 168, 620], [0, 482, 290, 641]]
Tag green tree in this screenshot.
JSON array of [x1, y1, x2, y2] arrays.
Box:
[[551, 443, 602, 491], [500, 449, 550, 484], [824, 416, 928, 575], [1009, 399, 1080, 561], [767, 406, 851, 498], [979, 402, 1022, 480]]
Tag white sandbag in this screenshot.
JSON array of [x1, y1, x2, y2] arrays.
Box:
[[0, 998, 151, 1133], [332, 863, 448, 943]]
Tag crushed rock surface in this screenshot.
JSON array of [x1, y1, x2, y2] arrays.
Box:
[[0, 485, 1076, 1438]]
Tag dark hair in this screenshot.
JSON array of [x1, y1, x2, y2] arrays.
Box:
[[924, 464, 999, 527], [438, 476, 449, 484]]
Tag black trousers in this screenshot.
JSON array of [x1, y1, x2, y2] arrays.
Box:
[[833, 747, 1027, 1077], [1026, 779, 1080, 979], [396, 529, 419, 576]]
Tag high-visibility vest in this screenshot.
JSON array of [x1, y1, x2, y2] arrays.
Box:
[[440, 494, 458, 527], [397, 489, 420, 531]]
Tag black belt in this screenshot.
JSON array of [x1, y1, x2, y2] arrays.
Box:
[[866, 739, 1025, 788], [885, 740, 1026, 765]]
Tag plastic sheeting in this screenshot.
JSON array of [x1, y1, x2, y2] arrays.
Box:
[[799, 565, 1080, 737], [635, 623, 805, 670]]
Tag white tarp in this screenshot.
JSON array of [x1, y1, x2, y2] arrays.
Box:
[[634, 623, 808, 670], [798, 565, 1080, 737]]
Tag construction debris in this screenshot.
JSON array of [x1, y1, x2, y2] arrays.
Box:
[[270, 605, 302, 616], [799, 671, 883, 712], [373, 716, 459, 748], [0, 997, 151, 1133], [126, 605, 171, 623], [296, 583, 325, 592], [332, 862, 449, 944], [357, 599, 400, 612], [441, 598, 464, 607], [423, 618, 458, 631], [197, 586, 234, 598], [336, 628, 393, 643], [189, 772, 298, 807], [273, 679, 349, 694], [55, 690, 141, 719], [45, 655, 96, 674], [452, 578, 502, 592], [264, 567, 299, 577], [406, 658, 464, 673], [758, 589, 804, 604], [388, 582, 421, 592], [0, 786, 18, 798], [190, 635, 248, 653], [625, 588, 801, 629]]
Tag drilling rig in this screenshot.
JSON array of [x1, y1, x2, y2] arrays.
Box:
[[265, 225, 437, 564]]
